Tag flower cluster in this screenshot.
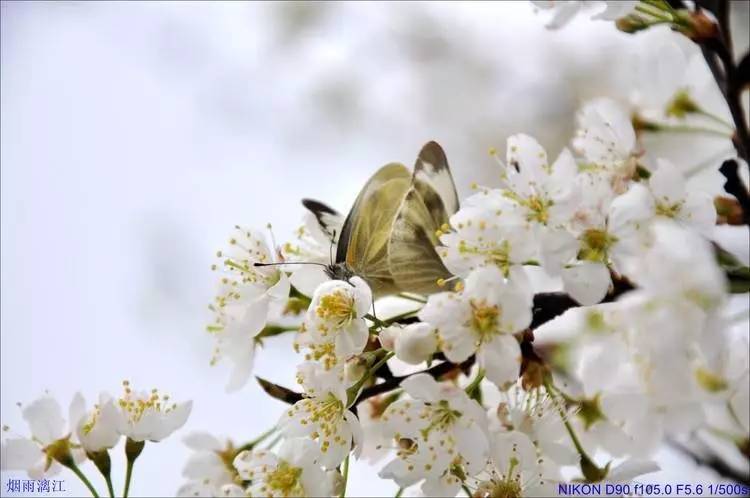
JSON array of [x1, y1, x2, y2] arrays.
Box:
[[184, 1, 749, 496], [2, 382, 191, 496]]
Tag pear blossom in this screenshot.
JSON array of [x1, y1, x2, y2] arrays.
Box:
[[557, 183, 655, 305], [177, 432, 243, 498], [207, 226, 290, 391], [384, 322, 438, 365], [469, 429, 561, 497], [278, 377, 361, 469], [1, 393, 85, 479], [378, 374, 489, 496], [438, 204, 538, 281], [491, 384, 577, 467], [574, 98, 640, 193], [233, 438, 341, 497], [420, 266, 531, 387], [116, 382, 192, 442], [301, 277, 372, 371], [647, 159, 716, 235], [502, 135, 580, 229], [76, 393, 121, 453]]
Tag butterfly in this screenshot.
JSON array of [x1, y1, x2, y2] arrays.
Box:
[[303, 141, 460, 297]]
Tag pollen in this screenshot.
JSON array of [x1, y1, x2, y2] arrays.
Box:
[[316, 290, 356, 328], [468, 299, 501, 342]]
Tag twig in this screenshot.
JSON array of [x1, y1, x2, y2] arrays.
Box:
[[719, 159, 750, 224], [668, 439, 750, 486]]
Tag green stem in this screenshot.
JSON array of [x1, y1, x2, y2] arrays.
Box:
[[123, 460, 134, 498], [123, 438, 145, 498], [695, 109, 736, 131], [635, 3, 672, 21], [366, 308, 420, 330], [462, 484, 473, 497], [464, 368, 485, 396], [347, 351, 396, 406], [236, 425, 278, 453], [67, 462, 100, 497], [104, 475, 114, 498], [86, 450, 114, 498], [395, 487, 404, 498], [397, 293, 427, 304], [648, 123, 733, 138], [339, 454, 350, 498], [543, 378, 595, 466]]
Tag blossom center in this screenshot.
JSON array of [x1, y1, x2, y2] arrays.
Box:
[[655, 200, 683, 218], [469, 299, 501, 342], [266, 460, 303, 495], [420, 400, 462, 440], [458, 239, 512, 276], [523, 195, 552, 225], [118, 382, 175, 425], [316, 291, 356, 328], [489, 478, 522, 498], [579, 228, 617, 262], [289, 394, 346, 455]]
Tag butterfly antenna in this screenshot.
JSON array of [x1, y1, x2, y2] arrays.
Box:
[[254, 261, 328, 268]]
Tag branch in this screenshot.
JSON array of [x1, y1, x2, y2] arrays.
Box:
[[696, 3, 750, 164], [668, 439, 750, 487], [719, 159, 750, 224]]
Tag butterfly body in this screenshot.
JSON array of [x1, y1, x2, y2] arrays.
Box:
[[305, 141, 459, 297]]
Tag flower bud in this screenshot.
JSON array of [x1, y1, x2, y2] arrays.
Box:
[[378, 325, 398, 352], [393, 323, 438, 365], [616, 14, 650, 34]]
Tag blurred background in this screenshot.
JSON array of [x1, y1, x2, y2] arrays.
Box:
[[1, 1, 748, 496]]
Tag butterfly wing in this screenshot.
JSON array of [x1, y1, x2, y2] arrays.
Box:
[[302, 198, 344, 244], [388, 142, 459, 294], [412, 141, 460, 225], [337, 163, 412, 295]]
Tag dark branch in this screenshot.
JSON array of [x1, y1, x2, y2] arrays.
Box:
[[719, 159, 750, 224], [668, 439, 750, 487], [696, 3, 750, 164]]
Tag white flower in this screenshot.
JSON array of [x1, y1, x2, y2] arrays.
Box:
[[492, 384, 577, 467], [648, 159, 716, 235], [208, 227, 290, 391], [439, 204, 538, 280], [116, 381, 192, 442], [627, 220, 726, 309], [378, 374, 489, 496], [302, 277, 372, 370], [177, 432, 243, 498], [234, 438, 341, 497], [501, 134, 581, 274], [559, 183, 654, 305], [420, 266, 530, 388], [1, 393, 85, 478], [278, 384, 361, 469], [573, 98, 639, 193], [471, 429, 560, 498], [531, 1, 637, 29], [76, 393, 120, 453], [389, 323, 438, 365], [503, 135, 580, 229]]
